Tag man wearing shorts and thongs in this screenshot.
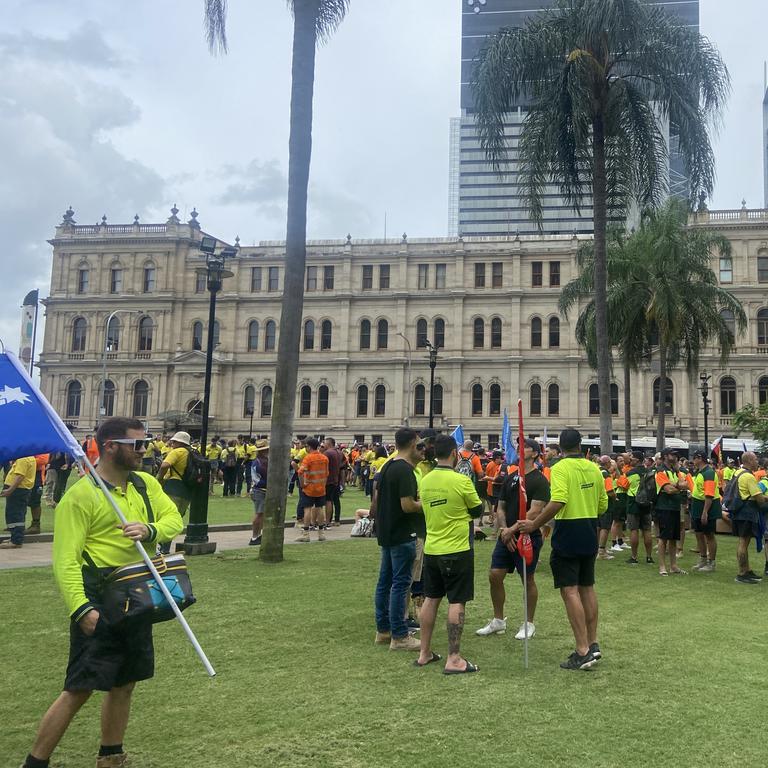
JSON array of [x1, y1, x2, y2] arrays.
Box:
[[416, 434, 484, 674], [625, 451, 654, 564], [248, 439, 269, 546], [515, 429, 606, 671], [654, 448, 689, 575], [476, 438, 549, 641], [20, 417, 183, 768], [730, 452, 767, 584], [295, 438, 329, 543], [690, 451, 720, 572]]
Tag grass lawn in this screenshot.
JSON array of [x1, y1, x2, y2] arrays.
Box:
[[2, 534, 763, 768], [33, 484, 372, 533]]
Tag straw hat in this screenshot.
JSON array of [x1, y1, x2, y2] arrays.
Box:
[[254, 438, 270, 452], [170, 431, 192, 446]]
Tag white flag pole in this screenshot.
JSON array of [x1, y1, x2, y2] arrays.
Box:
[[522, 555, 529, 670], [79, 454, 216, 677]]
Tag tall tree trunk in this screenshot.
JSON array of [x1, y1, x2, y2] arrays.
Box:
[[656, 344, 668, 453], [623, 357, 632, 450], [592, 113, 613, 454], [261, 0, 318, 563]]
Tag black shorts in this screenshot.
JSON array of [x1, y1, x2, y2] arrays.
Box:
[[733, 519, 758, 539], [423, 550, 474, 604], [490, 535, 543, 576], [627, 511, 653, 531], [300, 492, 326, 508], [550, 550, 596, 589], [28, 485, 43, 508], [597, 511, 612, 530], [692, 516, 717, 534], [612, 498, 627, 523], [65, 615, 154, 692], [656, 508, 681, 541]]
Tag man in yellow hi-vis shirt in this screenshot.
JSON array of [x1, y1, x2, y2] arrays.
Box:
[[0, 454, 37, 548], [22, 417, 183, 768]]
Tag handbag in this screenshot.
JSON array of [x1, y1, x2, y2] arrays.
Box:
[[82, 473, 196, 627]]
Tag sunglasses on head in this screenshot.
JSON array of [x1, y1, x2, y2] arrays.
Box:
[[108, 438, 149, 451]]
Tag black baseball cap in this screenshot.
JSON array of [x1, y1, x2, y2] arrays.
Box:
[[692, 450, 707, 460], [660, 447, 677, 457]]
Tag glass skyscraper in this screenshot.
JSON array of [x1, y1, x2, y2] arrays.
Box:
[[449, 0, 700, 236]]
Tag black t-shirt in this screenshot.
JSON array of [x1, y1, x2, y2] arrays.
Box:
[[375, 458, 422, 547], [499, 468, 550, 541]]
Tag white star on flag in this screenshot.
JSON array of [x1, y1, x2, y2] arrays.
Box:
[[0, 385, 32, 406]]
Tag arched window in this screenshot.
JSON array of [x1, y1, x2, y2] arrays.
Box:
[[357, 385, 369, 416], [106, 316, 120, 351], [247, 321, 259, 351], [243, 385, 255, 417], [261, 385, 273, 417], [66, 380, 82, 417], [653, 377, 674, 415], [71, 317, 87, 352], [720, 376, 737, 416], [720, 309, 735, 341], [548, 383, 559, 416], [138, 317, 153, 352], [265, 321, 276, 351], [530, 383, 542, 416], [132, 379, 149, 418], [318, 385, 329, 417], [471, 383, 483, 416], [758, 309, 768, 346], [473, 318, 484, 349], [489, 383, 501, 416], [434, 318, 445, 349], [416, 319, 428, 349], [192, 321, 203, 351], [549, 317, 560, 348], [433, 384, 444, 415], [102, 380, 115, 417], [304, 320, 315, 351], [759, 376, 768, 406], [360, 319, 371, 350], [212, 320, 220, 348], [531, 317, 542, 348], [414, 384, 426, 416], [374, 385, 386, 416], [377, 319, 388, 350], [491, 317, 502, 349], [300, 385, 312, 417], [589, 383, 620, 415], [321, 320, 332, 350]]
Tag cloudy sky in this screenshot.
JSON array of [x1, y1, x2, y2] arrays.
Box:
[[1, 0, 766, 356]]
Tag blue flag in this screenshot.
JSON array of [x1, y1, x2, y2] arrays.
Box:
[[450, 424, 465, 447], [502, 408, 518, 465], [0, 351, 83, 463]]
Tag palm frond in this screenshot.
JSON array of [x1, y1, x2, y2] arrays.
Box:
[[204, 0, 228, 54]]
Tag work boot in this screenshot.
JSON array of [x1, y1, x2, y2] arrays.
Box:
[[25, 522, 41, 535], [96, 753, 129, 767], [389, 634, 421, 651]]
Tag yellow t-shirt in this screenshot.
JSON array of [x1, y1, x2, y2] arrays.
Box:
[[206, 444, 222, 460], [164, 447, 189, 480], [246, 445, 257, 460], [370, 456, 388, 476], [236, 445, 246, 460], [420, 467, 481, 555], [5, 456, 37, 490]]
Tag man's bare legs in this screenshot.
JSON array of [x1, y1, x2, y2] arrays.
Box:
[[417, 596, 440, 666], [100, 683, 136, 747], [578, 586, 598, 646], [444, 602, 468, 671], [29, 690, 92, 760], [560, 586, 589, 656]]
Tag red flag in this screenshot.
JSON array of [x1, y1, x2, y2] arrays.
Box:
[[516, 399, 533, 565]]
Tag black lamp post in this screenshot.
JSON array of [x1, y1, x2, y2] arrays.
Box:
[[425, 339, 439, 429], [699, 372, 711, 455], [247, 406, 255, 438], [184, 237, 237, 555]]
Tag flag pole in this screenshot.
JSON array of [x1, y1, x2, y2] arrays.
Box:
[[79, 454, 216, 677], [517, 399, 529, 670]]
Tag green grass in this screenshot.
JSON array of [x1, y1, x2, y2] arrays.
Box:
[[2, 535, 764, 767], [33, 484, 372, 533]]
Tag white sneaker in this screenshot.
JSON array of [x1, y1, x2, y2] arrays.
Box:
[[514, 621, 536, 640], [620, 542, 631, 550], [609, 544, 623, 553], [476, 617, 506, 636]]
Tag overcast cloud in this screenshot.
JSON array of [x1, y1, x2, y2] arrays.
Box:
[[0, 0, 765, 356]]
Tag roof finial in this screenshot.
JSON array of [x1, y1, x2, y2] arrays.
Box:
[[61, 206, 76, 225], [189, 208, 200, 229], [167, 204, 180, 224]]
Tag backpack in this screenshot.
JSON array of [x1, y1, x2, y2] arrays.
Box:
[[224, 449, 237, 468], [181, 448, 209, 490], [455, 454, 477, 484], [634, 469, 658, 510], [722, 469, 747, 514], [350, 517, 374, 537]]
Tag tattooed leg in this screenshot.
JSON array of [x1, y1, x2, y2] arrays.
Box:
[[445, 603, 466, 669]]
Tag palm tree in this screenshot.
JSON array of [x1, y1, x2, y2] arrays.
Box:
[[205, 0, 350, 562], [472, 0, 729, 452]]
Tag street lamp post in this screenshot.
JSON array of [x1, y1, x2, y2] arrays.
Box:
[[425, 339, 439, 429], [184, 237, 237, 555], [247, 406, 255, 438], [99, 309, 141, 424], [396, 332, 412, 425], [699, 372, 711, 455]]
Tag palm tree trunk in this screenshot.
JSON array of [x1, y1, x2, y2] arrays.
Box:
[[623, 357, 632, 450], [656, 344, 668, 453], [260, 0, 318, 563], [591, 113, 613, 454]]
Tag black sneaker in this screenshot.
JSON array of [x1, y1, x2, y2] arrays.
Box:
[[474, 529, 488, 541], [589, 642, 602, 660], [627, 557, 639, 565], [646, 557, 655, 564], [745, 570, 763, 581], [560, 650, 597, 670], [735, 574, 760, 584], [406, 617, 420, 630], [249, 535, 262, 546]]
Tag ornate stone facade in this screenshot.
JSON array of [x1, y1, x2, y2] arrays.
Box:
[[39, 205, 768, 445]]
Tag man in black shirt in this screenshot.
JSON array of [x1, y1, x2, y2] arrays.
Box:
[[476, 439, 550, 641], [373, 428, 425, 651]]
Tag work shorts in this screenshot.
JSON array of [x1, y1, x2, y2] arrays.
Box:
[[423, 550, 474, 604]]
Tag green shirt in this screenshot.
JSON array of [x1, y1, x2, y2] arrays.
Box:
[[419, 467, 482, 556], [692, 466, 720, 501], [626, 467, 644, 498], [53, 472, 184, 621]]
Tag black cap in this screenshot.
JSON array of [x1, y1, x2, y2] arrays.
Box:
[[692, 450, 707, 460], [419, 428, 438, 440], [660, 447, 677, 457]]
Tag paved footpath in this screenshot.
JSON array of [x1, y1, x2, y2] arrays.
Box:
[[0, 522, 356, 571]]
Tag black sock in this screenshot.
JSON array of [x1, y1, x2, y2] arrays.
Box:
[[99, 744, 124, 757], [618, 538, 624, 546], [24, 755, 49, 768]]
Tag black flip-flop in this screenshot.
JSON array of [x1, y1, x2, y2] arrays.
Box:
[[443, 660, 479, 675], [413, 652, 442, 668]]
